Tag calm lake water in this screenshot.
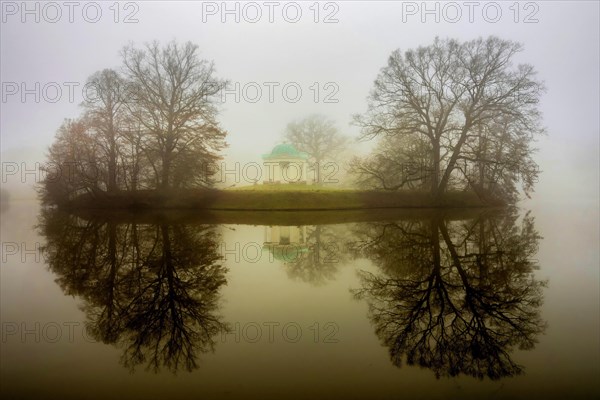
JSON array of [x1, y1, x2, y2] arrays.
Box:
[[1, 200, 598, 399]]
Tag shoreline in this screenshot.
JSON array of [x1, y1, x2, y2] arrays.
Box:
[[58, 188, 503, 212]]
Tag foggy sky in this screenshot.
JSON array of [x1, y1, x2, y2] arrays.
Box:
[[1, 1, 598, 203]]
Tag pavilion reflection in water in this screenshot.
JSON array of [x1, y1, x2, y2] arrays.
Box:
[[263, 225, 309, 262]]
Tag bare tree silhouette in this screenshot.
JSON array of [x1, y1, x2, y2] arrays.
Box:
[[39, 210, 229, 373], [350, 210, 546, 379]]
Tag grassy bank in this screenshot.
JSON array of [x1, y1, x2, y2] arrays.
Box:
[[66, 186, 498, 211]]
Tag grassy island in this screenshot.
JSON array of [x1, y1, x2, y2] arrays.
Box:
[[63, 185, 499, 211]]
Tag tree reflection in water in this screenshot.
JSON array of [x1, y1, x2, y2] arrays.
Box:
[[350, 210, 547, 380], [39, 209, 229, 373], [38, 208, 546, 379], [263, 225, 350, 286]]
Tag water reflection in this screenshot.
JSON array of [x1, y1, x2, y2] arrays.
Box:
[[263, 224, 349, 285], [349, 210, 547, 379], [37, 208, 546, 379], [38, 209, 229, 373]]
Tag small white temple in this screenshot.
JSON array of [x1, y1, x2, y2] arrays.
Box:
[[262, 143, 310, 184]]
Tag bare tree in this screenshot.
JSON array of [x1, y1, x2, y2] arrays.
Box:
[[350, 211, 546, 379], [354, 36, 545, 202], [82, 69, 128, 193], [39, 210, 229, 373], [118, 111, 148, 191], [458, 115, 541, 202], [41, 118, 103, 204], [284, 114, 348, 183], [122, 41, 228, 190], [349, 133, 430, 191]]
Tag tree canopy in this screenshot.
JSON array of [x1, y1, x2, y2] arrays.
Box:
[[284, 114, 349, 184], [353, 36, 545, 203], [41, 41, 227, 205]]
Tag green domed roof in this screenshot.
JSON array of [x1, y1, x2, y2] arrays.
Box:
[[263, 143, 309, 160]]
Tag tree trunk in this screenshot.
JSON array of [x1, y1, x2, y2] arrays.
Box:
[[102, 221, 118, 342], [108, 131, 117, 193], [438, 123, 471, 198], [107, 105, 118, 193], [431, 140, 441, 199], [431, 217, 441, 269], [314, 158, 322, 184], [478, 126, 486, 190], [161, 152, 171, 191]]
